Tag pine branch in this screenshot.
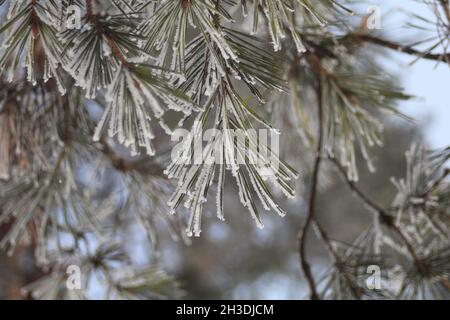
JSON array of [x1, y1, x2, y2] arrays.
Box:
[[328, 157, 428, 274], [298, 75, 323, 300], [312, 220, 363, 299], [0, 0, 448, 300], [346, 34, 450, 64], [98, 139, 165, 177], [439, 0, 450, 24]]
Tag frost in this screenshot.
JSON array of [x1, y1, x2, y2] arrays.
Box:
[[94, 68, 156, 156], [166, 91, 298, 236]]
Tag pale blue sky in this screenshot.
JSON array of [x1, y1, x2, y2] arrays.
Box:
[[375, 0, 450, 148], [399, 58, 450, 149]]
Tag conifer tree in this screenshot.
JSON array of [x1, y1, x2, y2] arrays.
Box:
[[0, 0, 448, 299]]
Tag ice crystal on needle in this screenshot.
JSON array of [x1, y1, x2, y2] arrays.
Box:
[[0, 1, 66, 93]]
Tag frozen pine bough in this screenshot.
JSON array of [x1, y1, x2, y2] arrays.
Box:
[[0, 0, 449, 299]]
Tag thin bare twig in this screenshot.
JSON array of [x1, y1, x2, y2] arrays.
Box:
[[298, 75, 323, 300], [312, 220, 363, 299], [346, 34, 450, 64], [328, 157, 425, 271], [439, 0, 450, 24]]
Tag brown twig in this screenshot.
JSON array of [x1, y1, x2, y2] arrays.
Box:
[[328, 157, 425, 272], [312, 220, 363, 299], [297, 75, 323, 300], [439, 0, 450, 24], [420, 168, 450, 197], [346, 34, 450, 64], [84, 0, 131, 69]]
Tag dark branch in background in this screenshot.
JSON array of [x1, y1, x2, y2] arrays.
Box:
[[346, 34, 450, 64], [98, 139, 165, 177], [297, 51, 364, 299], [85, 0, 131, 69], [298, 75, 323, 300], [328, 157, 426, 272], [420, 168, 450, 198]]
